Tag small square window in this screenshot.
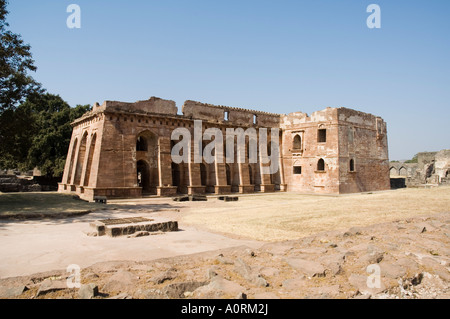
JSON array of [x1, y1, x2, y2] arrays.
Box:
[[293, 166, 302, 175], [318, 129, 327, 143]]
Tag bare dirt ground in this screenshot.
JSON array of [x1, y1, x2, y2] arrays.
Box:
[[0, 187, 449, 299]]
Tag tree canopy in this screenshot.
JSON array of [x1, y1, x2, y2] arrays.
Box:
[[0, 1, 91, 177], [0, 93, 91, 176], [0, 0, 42, 112]]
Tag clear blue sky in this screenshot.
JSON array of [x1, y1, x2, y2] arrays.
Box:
[[6, 0, 450, 160]]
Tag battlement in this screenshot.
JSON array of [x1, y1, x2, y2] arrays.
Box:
[[182, 100, 282, 127]]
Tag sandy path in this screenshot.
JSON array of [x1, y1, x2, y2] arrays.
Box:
[[0, 208, 263, 279]]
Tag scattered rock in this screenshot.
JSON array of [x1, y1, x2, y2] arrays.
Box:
[[193, 277, 245, 299], [78, 283, 99, 299], [236, 292, 247, 299], [379, 262, 406, 279], [244, 248, 256, 257], [36, 279, 68, 297], [285, 258, 326, 278], [344, 227, 363, 237], [318, 253, 345, 276], [0, 285, 27, 298], [234, 258, 268, 287], [150, 270, 177, 284], [206, 267, 219, 280], [163, 281, 208, 299], [259, 267, 280, 277], [108, 292, 133, 299], [348, 274, 386, 295], [282, 277, 307, 291], [216, 254, 234, 265], [102, 270, 139, 293]]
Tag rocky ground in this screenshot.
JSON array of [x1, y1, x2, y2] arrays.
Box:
[[0, 212, 448, 299]]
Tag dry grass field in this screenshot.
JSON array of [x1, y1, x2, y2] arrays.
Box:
[[181, 186, 450, 242]]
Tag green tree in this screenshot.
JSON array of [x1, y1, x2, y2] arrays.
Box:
[[0, 0, 42, 112], [0, 93, 91, 176], [19, 94, 91, 176], [404, 154, 418, 164], [0, 0, 43, 169]]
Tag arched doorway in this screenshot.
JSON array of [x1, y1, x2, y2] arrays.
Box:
[[137, 160, 150, 194], [66, 138, 78, 184], [83, 134, 97, 186], [225, 164, 231, 186], [74, 132, 88, 186], [248, 165, 253, 185], [172, 162, 181, 193], [200, 163, 207, 186], [136, 130, 159, 195]]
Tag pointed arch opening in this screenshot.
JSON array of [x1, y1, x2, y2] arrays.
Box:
[[136, 130, 159, 195], [66, 138, 78, 184], [83, 133, 97, 186], [73, 132, 88, 186], [317, 158, 325, 172], [293, 134, 301, 150], [137, 160, 151, 194], [200, 163, 207, 186], [225, 164, 231, 186]]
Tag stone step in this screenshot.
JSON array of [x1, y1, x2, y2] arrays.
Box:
[[90, 217, 178, 237]]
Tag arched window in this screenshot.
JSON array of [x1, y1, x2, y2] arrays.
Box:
[[317, 158, 325, 171], [293, 135, 301, 150], [248, 165, 253, 185], [349, 159, 355, 172], [136, 136, 147, 151]]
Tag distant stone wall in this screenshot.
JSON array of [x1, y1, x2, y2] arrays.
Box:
[[389, 149, 450, 187], [0, 175, 60, 193]]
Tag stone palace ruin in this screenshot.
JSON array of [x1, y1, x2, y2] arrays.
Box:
[[58, 97, 390, 201]]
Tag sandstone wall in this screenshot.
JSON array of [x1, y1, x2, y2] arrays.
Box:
[[337, 108, 390, 193], [281, 108, 340, 194]]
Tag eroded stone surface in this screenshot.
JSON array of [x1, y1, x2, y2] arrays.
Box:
[[2, 213, 448, 299]]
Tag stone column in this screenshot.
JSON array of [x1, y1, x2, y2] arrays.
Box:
[[187, 144, 206, 194], [237, 145, 254, 194]]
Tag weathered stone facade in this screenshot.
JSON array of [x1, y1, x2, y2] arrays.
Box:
[[58, 97, 390, 200], [389, 150, 450, 187]]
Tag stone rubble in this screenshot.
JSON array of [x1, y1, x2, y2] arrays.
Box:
[[0, 212, 448, 299]]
